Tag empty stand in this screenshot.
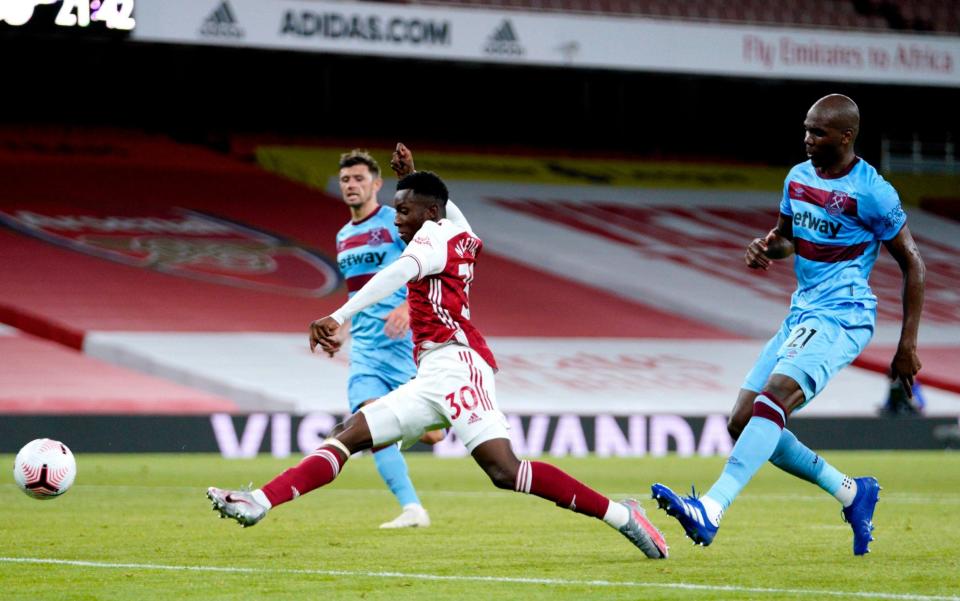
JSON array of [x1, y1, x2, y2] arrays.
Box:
[[3, 129, 960, 415], [0, 329, 238, 414]]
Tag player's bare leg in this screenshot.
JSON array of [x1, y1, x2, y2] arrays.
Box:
[[725, 389, 760, 440], [207, 412, 374, 527], [420, 429, 446, 445], [470, 438, 668, 559]]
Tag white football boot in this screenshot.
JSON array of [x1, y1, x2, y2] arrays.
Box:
[[207, 487, 269, 528], [379, 504, 431, 529]]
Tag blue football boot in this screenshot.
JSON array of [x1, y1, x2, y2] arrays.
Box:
[[841, 476, 880, 555], [651, 483, 718, 546]]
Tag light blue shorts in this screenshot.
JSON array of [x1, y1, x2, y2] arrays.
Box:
[[347, 344, 416, 413], [742, 305, 875, 408], [347, 372, 412, 413]]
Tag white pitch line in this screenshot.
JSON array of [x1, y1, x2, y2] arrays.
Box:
[[0, 557, 956, 601]]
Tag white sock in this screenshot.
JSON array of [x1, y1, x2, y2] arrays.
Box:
[[835, 476, 858, 507], [602, 501, 630, 529], [701, 495, 724, 527], [402, 503, 424, 512], [251, 489, 272, 509]]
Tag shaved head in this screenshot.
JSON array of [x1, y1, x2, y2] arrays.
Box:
[[803, 94, 860, 172], [808, 94, 860, 141]]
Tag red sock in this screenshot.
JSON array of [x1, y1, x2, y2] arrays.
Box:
[[261, 446, 347, 507], [515, 460, 610, 520]]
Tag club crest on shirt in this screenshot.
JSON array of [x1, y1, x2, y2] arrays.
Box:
[[367, 228, 385, 247], [825, 191, 851, 216]]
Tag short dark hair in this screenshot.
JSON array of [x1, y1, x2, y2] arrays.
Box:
[[396, 171, 448, 205], [338, 149, 380, 178]]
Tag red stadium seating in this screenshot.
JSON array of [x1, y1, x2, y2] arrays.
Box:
[[3, 128, 959, 415]]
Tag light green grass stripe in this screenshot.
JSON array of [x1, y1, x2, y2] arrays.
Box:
[[57, 484, 960, 505], [1, 557, 956, 601]]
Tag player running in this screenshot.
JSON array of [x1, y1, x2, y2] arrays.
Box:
[[208, 169, 669, 559], [321, 149, 436, 529], [652, 94, 925, 555]]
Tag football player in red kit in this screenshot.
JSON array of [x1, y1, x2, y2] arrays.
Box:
[[208, 167, 668, 560]]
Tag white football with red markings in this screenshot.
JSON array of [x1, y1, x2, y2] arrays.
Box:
[[13, 438, 77, 500]]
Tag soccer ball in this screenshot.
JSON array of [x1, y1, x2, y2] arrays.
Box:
[[13, 438, 77, 500]]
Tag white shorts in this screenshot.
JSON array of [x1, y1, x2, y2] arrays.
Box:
[[359, 344, 509, 452]]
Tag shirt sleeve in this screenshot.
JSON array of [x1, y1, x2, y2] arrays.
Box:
[[445, 199, 472, 233], [401, 220, 448, 280], [779, 176, 793, 217], [331, 256, 419, 324], [860, 178, 907, 240]]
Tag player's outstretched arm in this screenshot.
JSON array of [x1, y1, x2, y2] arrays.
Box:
[[390, 142, 473, 232], [745, 214, 794, 270], [883, 224, 925, 396], [389, 142, 472, 229], [444, 199, 472, 232], [309, 257, 420, 353]]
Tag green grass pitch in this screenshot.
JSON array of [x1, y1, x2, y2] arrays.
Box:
[[1, 451, 958, 600]]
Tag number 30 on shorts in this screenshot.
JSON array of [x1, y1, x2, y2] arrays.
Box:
[[445, 386, 481, 420]]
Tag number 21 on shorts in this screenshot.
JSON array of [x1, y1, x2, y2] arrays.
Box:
[[781, 324, 818, 358]]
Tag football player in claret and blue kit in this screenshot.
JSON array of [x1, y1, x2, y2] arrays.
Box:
[[652, 94, 925, 556], [327, 149, 437, 529]]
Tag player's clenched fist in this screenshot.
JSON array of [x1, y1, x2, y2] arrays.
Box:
[[390, 142, 416, 178], [309, 316, 342, 356], [744, 236, 772, 270]]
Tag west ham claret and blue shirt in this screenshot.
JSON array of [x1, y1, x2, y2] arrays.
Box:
[[780, 157, 906, 313], [335, 205, 415, 383]]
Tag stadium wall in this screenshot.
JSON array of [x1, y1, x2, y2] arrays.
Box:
[[0, 414, 956, 456]]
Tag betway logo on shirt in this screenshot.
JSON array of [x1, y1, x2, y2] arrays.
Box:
[[793, 211, 842, 239], [339, 251, 386, 270]]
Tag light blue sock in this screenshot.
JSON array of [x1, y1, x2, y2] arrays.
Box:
[[769, 428, 845, 497], [706, 397, 785, 510], [373, 444, 421, 508]]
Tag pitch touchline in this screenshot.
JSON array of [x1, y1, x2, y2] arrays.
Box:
[[0, 557, 956, 601]]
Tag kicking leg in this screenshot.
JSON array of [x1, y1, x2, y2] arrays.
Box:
[[471, 437, 668, 559], [728, 389, 880, 555], [653, 375, 803, 546], [730, 389, 878, 554], [730, 389, 856, 505], [207, 412, 375, 527]]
